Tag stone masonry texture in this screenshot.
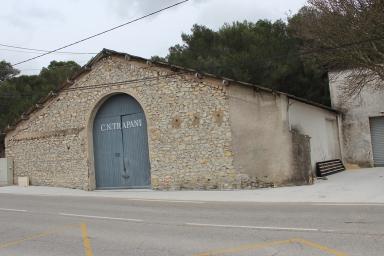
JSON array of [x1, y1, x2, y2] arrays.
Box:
[[5, 55, 243, 190], [5, 52, 317, 190]]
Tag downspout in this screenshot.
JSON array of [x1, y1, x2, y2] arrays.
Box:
[[287, 97, 295, 131], [336, 113, 345, 164]]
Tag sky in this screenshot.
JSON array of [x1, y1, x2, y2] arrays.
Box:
[[1, 0, 306, 75]]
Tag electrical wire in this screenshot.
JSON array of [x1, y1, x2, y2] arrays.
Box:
[[0, 62, 88, 72], [2, 34, 382, 97], [0, 45, 97, 55], [5, 34, 382, 73], [266, 36, 384, 61], [11, 34, 384, 64], [11, 0, 190, 66], [62, 73, 182, 92], [3, 34, 384, 93], [0, 71, 188, 99]]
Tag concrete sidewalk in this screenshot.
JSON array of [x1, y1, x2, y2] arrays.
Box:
[[0, 167, 383, 203]]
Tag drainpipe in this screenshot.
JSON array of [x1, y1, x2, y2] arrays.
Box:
[[336, 113, 345, 164], [287, 97, 295, 131]]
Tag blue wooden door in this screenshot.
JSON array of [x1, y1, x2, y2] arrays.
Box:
[[121, 113, 150, 188], [93, 94, 150, 189], [93, 115, 126, 189]]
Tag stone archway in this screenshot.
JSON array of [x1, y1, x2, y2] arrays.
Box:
[[92, 93, 151, 189]]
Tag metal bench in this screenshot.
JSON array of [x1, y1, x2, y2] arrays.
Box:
[[316, 159, 345, 177]]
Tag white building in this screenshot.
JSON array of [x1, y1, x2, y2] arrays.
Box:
[[329, 70, 384, 167]]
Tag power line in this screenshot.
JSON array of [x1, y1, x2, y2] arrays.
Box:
[[0, 71, 187, 101], [0, 61, 89, 72], [5, 27, 382, 72], [11, 0, 189, 66], [0, 36, 381, 84], [267, 36, 384, 62], [63, 73, 181, 92], [0, 62, 87, 72], [0, 95, 32, 98], [311, 36, 384, 53], [3, 33, 380, 95], [0, 68, 64, 71], [0, 45, 97, 55], [3, 36, 384, 87]]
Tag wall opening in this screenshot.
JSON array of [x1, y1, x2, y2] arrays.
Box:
[[92, 94, 151, 189], [369, 116, 384, 167]]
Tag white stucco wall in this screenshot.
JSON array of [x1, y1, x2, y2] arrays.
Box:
[[288, 99, 341, 173], [329, 70, 384, 167], [228, 85, 296, 186]]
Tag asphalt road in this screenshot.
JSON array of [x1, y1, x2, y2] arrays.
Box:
[[0, 194, 383, 256]]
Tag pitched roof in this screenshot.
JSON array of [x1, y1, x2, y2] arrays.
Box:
[[3, 48, 338, 133]]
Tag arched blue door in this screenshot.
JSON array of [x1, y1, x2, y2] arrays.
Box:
[[93, 94, 150, 189]]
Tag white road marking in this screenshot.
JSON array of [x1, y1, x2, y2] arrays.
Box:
[[0, 208, 27, 212], [6, 193, 206, 204], [123, 198, 205, 204], [59, 213, 143, 222], [312, 203, 384, 206], [185, 222, 336, 232]]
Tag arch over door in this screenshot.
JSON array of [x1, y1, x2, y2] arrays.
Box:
[[93, 94, 150, 189]]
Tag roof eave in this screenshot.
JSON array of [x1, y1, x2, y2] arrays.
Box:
[[3, 48, 339, 134]]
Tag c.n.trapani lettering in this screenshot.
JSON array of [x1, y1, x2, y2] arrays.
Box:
[[100, 119, 142, 132]]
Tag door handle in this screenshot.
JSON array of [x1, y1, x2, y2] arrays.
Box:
[[123, 158, 129, 173]]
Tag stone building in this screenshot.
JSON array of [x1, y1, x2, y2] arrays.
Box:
[[329, 70, 384, 167], [4, 49, 341, 190]]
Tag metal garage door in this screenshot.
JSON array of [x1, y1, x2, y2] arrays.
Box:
[[370, 117, 384, 167], [93, 94, 150, 189]]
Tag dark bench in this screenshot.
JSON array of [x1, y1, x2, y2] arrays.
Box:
[[316, 159, 345, 177]]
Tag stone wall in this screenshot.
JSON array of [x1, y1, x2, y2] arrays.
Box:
[[5, 55, 241, 190], [6, 52, 327, 190]]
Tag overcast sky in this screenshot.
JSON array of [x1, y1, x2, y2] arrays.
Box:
[[1, 0, 306, 75]]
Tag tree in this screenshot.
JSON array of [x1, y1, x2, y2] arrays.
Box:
[[0, 60, 19, 82], [157, 21, 331, 105], [289, 0, 384, 95], [39, 61, 80, 88], [0, 60, 80, 133]]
